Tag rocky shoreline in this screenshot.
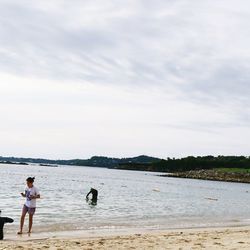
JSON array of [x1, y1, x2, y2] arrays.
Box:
[[161, 169, 250, 183]]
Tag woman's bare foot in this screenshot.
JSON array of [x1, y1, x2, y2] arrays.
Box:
[[17, 231, 23, 235]]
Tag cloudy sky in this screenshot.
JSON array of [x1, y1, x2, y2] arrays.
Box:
[[0, 0, 249, 159]]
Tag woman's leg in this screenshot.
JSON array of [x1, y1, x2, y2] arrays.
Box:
[[28, 214, 33, 233], [18, 206, 27, 234]]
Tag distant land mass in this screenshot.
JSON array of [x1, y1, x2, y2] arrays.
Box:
[[1, 155, 250, 183], [0, 155, 160, 168]]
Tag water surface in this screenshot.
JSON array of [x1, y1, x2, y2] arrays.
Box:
[[1, 164, 250, 234]]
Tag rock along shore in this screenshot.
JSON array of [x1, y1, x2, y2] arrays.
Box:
[[161, 169, 250, 183]]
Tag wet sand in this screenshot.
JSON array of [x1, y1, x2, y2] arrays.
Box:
[[1, 226, 250, 249]]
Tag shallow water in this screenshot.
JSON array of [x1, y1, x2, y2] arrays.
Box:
[[1, 164, 250, 234]]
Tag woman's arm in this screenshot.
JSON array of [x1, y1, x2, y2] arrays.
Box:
[[20, 192, 26, 197]]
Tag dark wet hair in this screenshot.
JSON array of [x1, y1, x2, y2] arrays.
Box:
[[26, 177, 35, 183]]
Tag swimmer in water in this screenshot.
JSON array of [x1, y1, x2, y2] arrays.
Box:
[[86, 188, 98, 205]]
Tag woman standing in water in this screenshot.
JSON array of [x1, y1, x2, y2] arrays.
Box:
[[18, 177, 40, 234]]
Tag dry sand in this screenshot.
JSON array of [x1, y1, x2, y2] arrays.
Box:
[[1, 226, 250, 249]]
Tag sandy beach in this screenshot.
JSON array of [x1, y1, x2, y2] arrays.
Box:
[[1, 226, 250, 250]]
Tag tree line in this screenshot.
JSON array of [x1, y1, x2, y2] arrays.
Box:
[[118, 156, 250, 172]]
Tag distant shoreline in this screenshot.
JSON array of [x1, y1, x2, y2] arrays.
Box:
[[0, 161, 28, 165], [160, 169, 250, 184], [1, 155, 250, 184], [1, 159, 250, 184]]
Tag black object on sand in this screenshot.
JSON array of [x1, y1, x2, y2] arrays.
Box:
[[0, 210, 14, 240]]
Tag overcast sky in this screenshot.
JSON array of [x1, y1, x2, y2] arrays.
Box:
[[0, 0, 250, 159]]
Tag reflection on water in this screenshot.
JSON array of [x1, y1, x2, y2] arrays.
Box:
[[86, 198, 97, 206], [1, 164, 250, 233]]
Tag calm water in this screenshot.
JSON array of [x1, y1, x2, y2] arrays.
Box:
[[1, 164, 250, 234]]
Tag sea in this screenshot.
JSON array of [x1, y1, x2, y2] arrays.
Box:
[[1, 163, 250, 236]]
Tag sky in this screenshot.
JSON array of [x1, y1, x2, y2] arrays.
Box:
[[0, 0, 250, 159]]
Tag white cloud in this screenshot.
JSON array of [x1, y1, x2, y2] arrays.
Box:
[[0, 0, 249, 158]]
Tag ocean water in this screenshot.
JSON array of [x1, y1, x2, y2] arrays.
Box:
[[1, 164, 250, 234]]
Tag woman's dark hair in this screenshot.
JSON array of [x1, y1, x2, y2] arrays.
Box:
[[26, 177, 35, 183]]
